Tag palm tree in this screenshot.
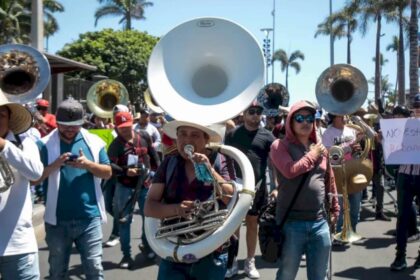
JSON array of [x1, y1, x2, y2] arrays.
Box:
[[386, 35, 400, 92], [94, 0, 153, 30], [272, 49, 304, 90], [0, 0, 27, 44], [358, 0, 398, 102], [408, 0, 419, 104], [315, 3, 359, 64]]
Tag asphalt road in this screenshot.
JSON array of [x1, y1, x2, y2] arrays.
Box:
[[37, 187, 420, 280]]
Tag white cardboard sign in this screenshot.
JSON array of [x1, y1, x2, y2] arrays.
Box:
[[380, 118, 420, 164]]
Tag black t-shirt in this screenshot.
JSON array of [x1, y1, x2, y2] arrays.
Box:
[[224, 125, 275, 183]]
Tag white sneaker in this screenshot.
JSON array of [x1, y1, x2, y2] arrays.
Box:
[[104, 236, 120, 247], [244, 257, 260, 279], [225, 258, 238, 278]]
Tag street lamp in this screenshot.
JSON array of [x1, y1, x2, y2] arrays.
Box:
[[261, 28, 273, 85]]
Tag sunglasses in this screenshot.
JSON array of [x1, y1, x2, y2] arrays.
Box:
[[293, 114, 315, 124], [247, 108, 263, 116]]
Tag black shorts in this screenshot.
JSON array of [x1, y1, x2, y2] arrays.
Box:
[[247, 181, 268, 216]]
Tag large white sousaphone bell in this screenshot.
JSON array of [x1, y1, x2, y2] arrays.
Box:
[[147, 17, 265, 125], [145, 17, 265, 263]]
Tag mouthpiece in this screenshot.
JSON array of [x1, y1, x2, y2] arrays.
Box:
[[184, 144, 194, 157]]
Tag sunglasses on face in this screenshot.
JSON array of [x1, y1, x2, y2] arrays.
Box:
[[247, 108, 263, 116], [293, 114, 315, 124]]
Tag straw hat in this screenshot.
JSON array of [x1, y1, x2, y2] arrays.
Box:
[[163, 120, 223, 143], [0, 91, 32, 134]]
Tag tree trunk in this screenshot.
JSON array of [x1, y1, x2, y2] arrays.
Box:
[[398, 8, 406, 105], [126, 11, 131, 30], [374, 13, 382, 102], [409, 0, 419, 105], [285, 66, 289, 90], [347, 21, 351, 64]]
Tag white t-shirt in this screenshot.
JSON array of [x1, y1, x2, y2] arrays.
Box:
[[322, 125, 357, 151], [0, 132, 44, 256]]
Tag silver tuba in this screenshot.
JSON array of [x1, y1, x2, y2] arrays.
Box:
[[257, 82, 289, 117], [144, 17, 265, 262], [86, 79, 129, 118], [0, 44, 50, 193]]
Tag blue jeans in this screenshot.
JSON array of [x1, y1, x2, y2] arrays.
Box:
[[158, 252, 228, 280], [396, 173, 420, 252], [45, 217, 103, 280], [0, 252, 39, 280], [276, 219, 331, 280], [113, 183, 137, 257], [336, 191, 362, 232]]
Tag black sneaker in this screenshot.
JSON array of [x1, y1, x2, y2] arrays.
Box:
[[415, 251, 420, 269], [375, 212, 391, 222], [390, 252, 407, 271], [119, 256, 134, 269]]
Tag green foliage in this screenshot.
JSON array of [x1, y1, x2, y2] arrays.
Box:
[[57, 28, 158, 103]]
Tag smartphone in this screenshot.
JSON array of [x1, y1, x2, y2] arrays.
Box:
[[66, 154, 78, 162]]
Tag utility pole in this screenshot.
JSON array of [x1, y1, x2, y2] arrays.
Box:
[[272, 0, 276, 83], [31, 0, 44, 51], [261, 28, 273, 85]]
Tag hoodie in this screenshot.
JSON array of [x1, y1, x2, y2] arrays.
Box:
[[270, 100, 339, 223]]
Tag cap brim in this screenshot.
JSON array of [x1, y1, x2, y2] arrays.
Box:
[[116, 122, 133, 128], [56, 119, 85, 126], [163, 120, 222, 143]]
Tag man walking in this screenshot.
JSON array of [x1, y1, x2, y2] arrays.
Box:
[[0, 96, 44, 280], [224, 101, 275, 279], [35, 98, 112, 280]]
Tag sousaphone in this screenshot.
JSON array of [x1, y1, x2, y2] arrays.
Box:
[[86, 79, 129, 118], [145, 17, 265, 263], [144, 88, 164, 114], [0, 44, 51, 103], [316, 64, 372, 243], [257, 83, 289, 117]]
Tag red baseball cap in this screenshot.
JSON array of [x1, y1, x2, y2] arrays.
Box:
[[36, 99, 49, 107], [114, 111, 133, 128]]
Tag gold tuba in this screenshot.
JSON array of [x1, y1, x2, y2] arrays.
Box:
[[86, 79, 129, 118], [144, 17, 265, 262], [144, 88, 164, 114], [316, 64, 373, 243], [0, 44, 50, 193]]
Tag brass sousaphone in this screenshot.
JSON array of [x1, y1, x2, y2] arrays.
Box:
[[316, 64, 373, 243], [0, 44, 50, 193], [86, 79, 129, 118], [144, 17, 265, 263]]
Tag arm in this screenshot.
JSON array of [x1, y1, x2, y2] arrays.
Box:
[[0, 137, 43, 181], [66, 148, 112, 180], [144, 183, 195, 219], [269, 139, 321, 179]]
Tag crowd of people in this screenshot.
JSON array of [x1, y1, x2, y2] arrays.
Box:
[[0, 91, 419, 280]]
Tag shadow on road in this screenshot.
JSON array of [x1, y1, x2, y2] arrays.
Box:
[[334, 266, 418, 280]]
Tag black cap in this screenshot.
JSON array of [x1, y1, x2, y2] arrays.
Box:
[[392, 105, 411, 117], [56, 98, 85, 125]]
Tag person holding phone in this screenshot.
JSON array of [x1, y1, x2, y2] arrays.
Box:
[[34, 98, 112, 280]]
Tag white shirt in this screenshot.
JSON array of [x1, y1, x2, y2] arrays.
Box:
[[0, 132, 44, 256], [133, 122, 162, 151]]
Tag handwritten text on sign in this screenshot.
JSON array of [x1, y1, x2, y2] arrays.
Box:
[[380, 118, 420, 164]]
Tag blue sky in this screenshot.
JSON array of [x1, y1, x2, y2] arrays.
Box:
[[47, 0, 410, 106]]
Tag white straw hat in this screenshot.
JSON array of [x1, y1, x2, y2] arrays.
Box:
[[163, 120, 223, 143], [0, 91, 32, 134]]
